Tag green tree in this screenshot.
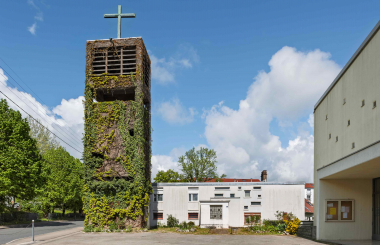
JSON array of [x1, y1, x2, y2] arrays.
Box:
[[27, 116, 59, 154], [154, 169, 182, 183], [0, 99, 42, 212], [41, 146, 84, 215], [178, 147, 226, 182]]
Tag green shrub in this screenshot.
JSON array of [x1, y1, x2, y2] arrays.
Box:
[[276, 223, 286, 232], [125, 225, 132, 232], [116, 219, 125, 230], [167, 214, 179, 227], [84, 225, 94, 232], [108, 221, 117, 231], [178, 221, 189, 230], [94, 227, 102, 232], [187, 221, 195, 227]]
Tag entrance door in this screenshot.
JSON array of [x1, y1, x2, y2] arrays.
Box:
[[373, 178, 380, 240]]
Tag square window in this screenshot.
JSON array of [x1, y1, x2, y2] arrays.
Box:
[[244, 190, 250, 197], [157, 194, 163, 202], [374, 101, 377, 108], [153, 213, 163, 220], [189, 193, 198, 201], [258, 195, 261, 198], [230, 193, 235, 198], [210, 205, 222, 220], [362, 100, 365, 107], [238, 187, 242, 190], [251, 202, 261, 205], [244, 206, 248, 210], [188, 213, 198, 220]]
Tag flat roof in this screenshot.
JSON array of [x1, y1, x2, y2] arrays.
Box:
[[314, 20, 380, 112], [153, 181, 305, 187], [86, 37, 142, 41]]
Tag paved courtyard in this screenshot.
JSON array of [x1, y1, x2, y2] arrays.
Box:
[[7, 229, 326, 245]]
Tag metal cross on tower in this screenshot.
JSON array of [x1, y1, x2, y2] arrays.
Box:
[[104, 5, 135, 38]]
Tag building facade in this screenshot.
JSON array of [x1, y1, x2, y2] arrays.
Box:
[[314, 21, 380, 241], [149, 182, 305, 228]]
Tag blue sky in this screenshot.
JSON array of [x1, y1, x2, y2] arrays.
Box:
[[0, 0, 379, 181]]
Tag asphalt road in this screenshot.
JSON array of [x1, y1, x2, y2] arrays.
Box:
[[0, 220, 84, 245]]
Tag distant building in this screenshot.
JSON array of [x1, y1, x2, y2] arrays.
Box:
[[149, 171, 305, 228], [305, 183, 314, 221], [314, 21, 380, 241]]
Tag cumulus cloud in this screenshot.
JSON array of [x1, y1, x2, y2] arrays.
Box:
[[200, 46, 341, 182], [27, 0, 43, 35], [150, 44, 199, 85], [0, 68, 84, 159], [157, 98, 197, 124]]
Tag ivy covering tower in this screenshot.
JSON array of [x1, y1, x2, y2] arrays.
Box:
[[83, 34, 151, 228]]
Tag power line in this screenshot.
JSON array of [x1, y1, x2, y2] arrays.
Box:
[[0, 90, 82, 154], [0, 75, 83, 152], [0, 65, 84, 145]]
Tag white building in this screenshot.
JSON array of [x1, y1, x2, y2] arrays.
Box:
[[314, 20, 380, 241], [149, 181, 305, 228]]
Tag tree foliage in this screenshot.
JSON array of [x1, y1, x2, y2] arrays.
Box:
[[178, 147, 225, 182], [40, 146, 84, 215], [0, 99, 42, 212], [154, 169, 181, 183], [27, 116, 59, 155]]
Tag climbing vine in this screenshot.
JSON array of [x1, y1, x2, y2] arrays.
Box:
[[82, 39, 151, 229]]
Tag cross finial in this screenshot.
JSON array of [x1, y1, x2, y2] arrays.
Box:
[[104, 5, 136, 38]]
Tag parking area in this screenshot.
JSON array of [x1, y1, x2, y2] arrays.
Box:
[[8, 230, 327, 245]]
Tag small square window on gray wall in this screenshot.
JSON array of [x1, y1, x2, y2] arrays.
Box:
[[189, 193, 198, 201], [210, 205, 223, 219], [244, 206, 248, 210], [238, 187, 242, 190], [230, 193, 235, 198], [157, 194, 163, 201]]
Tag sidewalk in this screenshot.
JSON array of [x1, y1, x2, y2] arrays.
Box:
[[5, 227, 83, 245]]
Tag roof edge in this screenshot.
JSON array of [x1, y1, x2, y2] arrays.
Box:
[[152, 181, 305, 187], [314, 20, 380, 112]]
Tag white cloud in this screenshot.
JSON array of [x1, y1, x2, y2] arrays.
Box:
[[0, 68, 84, 159], [150, 44, 199, 85], [27, 0, 43, 35], [200, 46, 341, 182], [157, 98, 197, 124], [308, 114, 314, 129], [28, 23, 37, 35]]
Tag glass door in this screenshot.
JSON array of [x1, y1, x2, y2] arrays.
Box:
[[373, 178, 380, 240]]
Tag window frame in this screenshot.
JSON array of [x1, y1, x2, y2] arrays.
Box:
[[189, 193, 198, 202], [251, 202, 261, 206], [230, 193, 235, 198], [210, 205, 223, 220], [325, 199, 355, 222], [244, 213, 261, 225], [153, 213, 163, 220], [188, 213, 199, 220], [157, 193, 163, 202], [244, 206, 248, 210], [244, 190, 251, 198], [214, 193, 224, 198]]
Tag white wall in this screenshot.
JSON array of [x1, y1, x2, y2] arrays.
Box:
[[150, 183, 305, 228], [316, 179, 372, 240]]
